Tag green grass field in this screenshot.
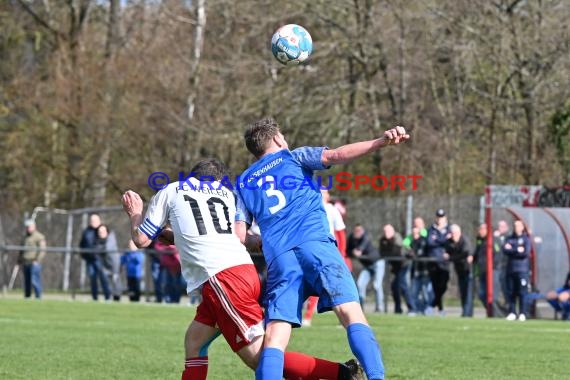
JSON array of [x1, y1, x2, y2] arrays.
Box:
[[0, 299, 568, 380]]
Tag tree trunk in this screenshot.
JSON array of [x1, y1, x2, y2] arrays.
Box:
[[90, 0, 120, 206], [181, 0, 207, 168]]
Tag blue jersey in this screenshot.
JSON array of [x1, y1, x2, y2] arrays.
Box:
[[236, 147, 332, 264], [121, 250, 145, 278]]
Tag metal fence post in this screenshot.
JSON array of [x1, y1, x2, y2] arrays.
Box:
[[63, 213, 73, 291], [79, 213, 88, 291], [0, 218, 5, 296], [479, 196, 485, 225], [406, 195, 413, 236]]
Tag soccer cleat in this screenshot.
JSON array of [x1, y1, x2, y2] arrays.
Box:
[[518, 314, 526, 322], [339, 359, 365, 380], [506, 313, 517, 321]]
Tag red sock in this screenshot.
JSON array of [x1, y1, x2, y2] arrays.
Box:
[[284, 352, 339, 380], [182, 356, 208, 380], [304, 297, 319, 320]]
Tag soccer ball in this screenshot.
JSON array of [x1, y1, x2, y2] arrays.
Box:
[[271, 24, 313, 65]]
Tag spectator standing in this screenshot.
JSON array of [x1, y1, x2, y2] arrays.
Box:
[[473, 223, 503, 315], [19, 220, 46, 299], [402, 217, 428, 248], [121, 239, 145, 302], [408, 226, 432, 314], [79, 214, 110, 301], [347, 224, 384, 312], [302, 190, 347, 326], [147, 241, 164, 302], [380, 224, 413, 315], [333, 198, 347, 221], [546, 272, 570, 321], [503, 220, 531, 321], [426, 208, 450, 316], [444, 224, 473, 317], [156, 241, 185, 303], [96, 225, 122, 301], [494, 220, 510, 306]]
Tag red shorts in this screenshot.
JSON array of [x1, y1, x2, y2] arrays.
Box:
[[195, 264, 264, 352]]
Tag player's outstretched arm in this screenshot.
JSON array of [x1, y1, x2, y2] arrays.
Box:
[[121, 190, 152, 248], [321, 126, 409, 166]]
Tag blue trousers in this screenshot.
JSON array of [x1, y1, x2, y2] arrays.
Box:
[[478, 272, 493, 306], [151, 257, 164, 302], [164, 271, 185, 303], [411, 273, 433, 313], [457, 271, 474, 317], [356, 260, 385, 312], [86, 259, 111, 301], [547, 299, 570, 320], [23, 263, 42, 299], [391, 264, 413, 314]]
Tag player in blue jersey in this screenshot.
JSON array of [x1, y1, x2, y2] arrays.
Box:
[[235, 117, 409, 380]]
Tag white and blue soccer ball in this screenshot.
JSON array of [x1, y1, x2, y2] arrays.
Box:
[[271, 24, 313, 65]]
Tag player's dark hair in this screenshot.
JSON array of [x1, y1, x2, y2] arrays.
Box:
[[190, 159, 230, 181], [244, 117, 281, 157]]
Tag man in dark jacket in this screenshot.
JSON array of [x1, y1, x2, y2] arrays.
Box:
[[503, 220, 531, 321], [473, 223, 503, 316], [380, 224, 413, 314], [347, 224, 384, 312], [494, 220, 510, 307], [409, 227, 432, 314], [444, 224, 473, 317], [426, 208, 450, 315], [79, 213, 111, 301], [96, 224, 121, 301]]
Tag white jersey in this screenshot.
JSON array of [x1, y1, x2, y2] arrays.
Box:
[[139, 178, 252, 293], [324, 202, 345, 235]]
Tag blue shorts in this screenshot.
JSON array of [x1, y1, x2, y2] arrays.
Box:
[[263, 238, 359, 326]]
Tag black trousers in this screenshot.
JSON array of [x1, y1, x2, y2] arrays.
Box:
[[429, 268, 450, 311], [506, 272, 529, 316], [127, 277, 141, 302]]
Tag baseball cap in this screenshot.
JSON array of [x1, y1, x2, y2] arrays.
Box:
[[435, 209, 446, 217]]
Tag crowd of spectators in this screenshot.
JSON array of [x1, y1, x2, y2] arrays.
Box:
[[315, 199, 568, 322], [15, 199, 569, 322], [76, 213, 188, 304]]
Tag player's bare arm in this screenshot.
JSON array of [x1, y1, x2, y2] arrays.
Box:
[[121, 190, 152, 248], [321, 126, 409, 166]]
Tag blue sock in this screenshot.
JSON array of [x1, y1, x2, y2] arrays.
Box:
[[255, 347, 284, 380], [347, 323, 385, 380]]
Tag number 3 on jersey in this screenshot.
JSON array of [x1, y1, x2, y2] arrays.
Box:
[[258, 175, 286, 214]]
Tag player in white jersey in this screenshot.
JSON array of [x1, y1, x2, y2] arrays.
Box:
[[121, 159, 363, 380]]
